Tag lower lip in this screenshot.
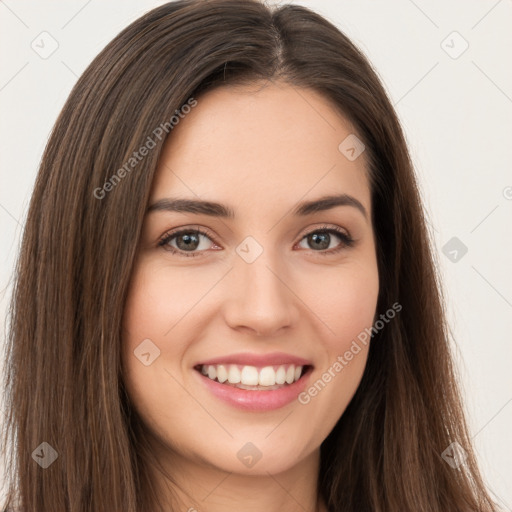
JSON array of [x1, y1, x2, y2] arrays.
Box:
[[194, 367, 313, 411]]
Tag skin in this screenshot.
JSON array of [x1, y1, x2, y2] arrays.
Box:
[[122, 80, 379, 512]]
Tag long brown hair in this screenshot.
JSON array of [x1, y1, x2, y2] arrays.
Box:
[[1, 0, 499, 510]]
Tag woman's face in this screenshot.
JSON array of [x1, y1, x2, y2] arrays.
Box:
[[122, 81, 379, 476]]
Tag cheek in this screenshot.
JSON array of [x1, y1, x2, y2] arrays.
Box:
[[122, 258, 228, 366], [295, 256, 379, 349], [121, 263, 185, 415], [292, 258, 379, 434], [331, 270, 379, 346], [123, 261, 211, 338], [322, 261, 379, 379], [120, 259, 228, 417]]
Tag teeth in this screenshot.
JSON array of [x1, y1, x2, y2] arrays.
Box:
[[275, 366, 286, 385], [241, 366, 259, 385], [227, 365, 241, 384], [200, 364, 305, 387], [216, 365, 228, 383], [258, 366, 275, 386]]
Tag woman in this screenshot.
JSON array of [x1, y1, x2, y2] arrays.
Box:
[[1, 0, 499, 510]]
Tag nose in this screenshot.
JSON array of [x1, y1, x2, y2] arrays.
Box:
[[222, 248, 299, 337]]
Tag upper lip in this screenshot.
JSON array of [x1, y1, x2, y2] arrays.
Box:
[[195, 352, 313, 368]]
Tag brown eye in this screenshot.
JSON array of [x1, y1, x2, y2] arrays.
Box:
[[174, 232, 201, 251], [297, 227, 354, 254], [159, 228, 215, 257]]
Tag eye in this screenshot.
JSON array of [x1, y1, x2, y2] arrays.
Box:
[[158, 228, 217, 258], [297, 225, 354, 255]]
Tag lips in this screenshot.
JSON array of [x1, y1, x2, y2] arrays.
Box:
[[192, 352, 314, 411], [194, 364, 314, 411]]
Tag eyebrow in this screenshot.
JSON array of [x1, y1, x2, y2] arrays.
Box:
[[146, 193, 368, 220]]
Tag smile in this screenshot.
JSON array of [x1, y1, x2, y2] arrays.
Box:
[[193, 363, 314, 411], [196, 363, 307, 389]]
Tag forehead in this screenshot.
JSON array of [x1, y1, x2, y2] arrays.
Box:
[[151, 81, 371, 216]]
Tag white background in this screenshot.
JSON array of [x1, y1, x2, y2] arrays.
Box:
[[0, 0, 511, 508]]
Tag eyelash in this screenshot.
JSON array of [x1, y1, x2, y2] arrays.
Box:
[[157, 224, 355, 258]]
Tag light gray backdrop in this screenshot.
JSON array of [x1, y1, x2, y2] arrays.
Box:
[[0, 0, 511, 508]]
